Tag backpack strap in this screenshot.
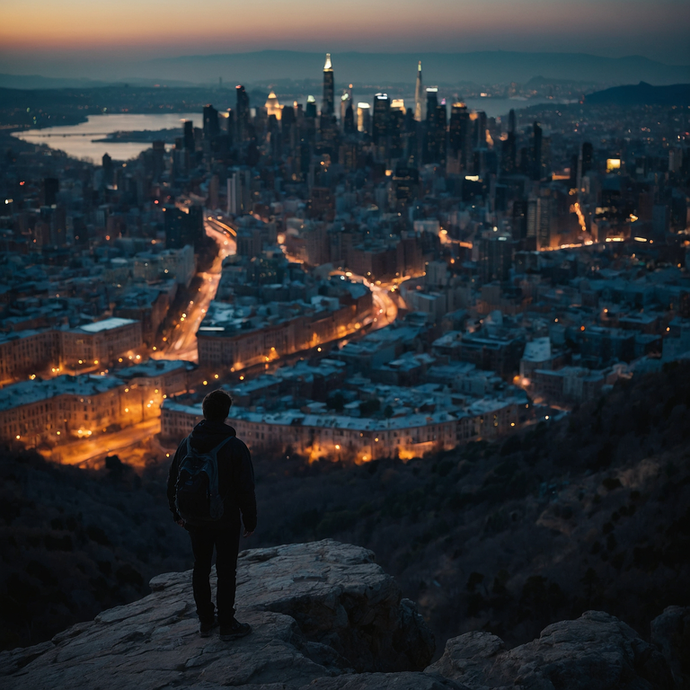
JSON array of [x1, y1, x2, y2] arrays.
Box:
[[209, 435, 234, 459], [184, 435, 234, 460]]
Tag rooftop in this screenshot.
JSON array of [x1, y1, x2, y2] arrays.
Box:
[[78, 318, 138, 334]]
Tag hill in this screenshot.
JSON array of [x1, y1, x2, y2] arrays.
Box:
[[585, 81, 690, 106], [249, 362, 690, 647], [1, 362, 689, 653]]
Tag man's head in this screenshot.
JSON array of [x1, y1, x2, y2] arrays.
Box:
[[202, 389, 233, 422]]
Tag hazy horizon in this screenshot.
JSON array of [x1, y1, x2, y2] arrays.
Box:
[[2, 0, 689, 83]]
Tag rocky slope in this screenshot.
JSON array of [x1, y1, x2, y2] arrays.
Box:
[[1, 540, 687, 690]]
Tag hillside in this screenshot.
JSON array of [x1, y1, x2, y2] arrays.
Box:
[[585, 81, 690, 106], [249, 362, 690, 647], [1, 362, 689, 653]]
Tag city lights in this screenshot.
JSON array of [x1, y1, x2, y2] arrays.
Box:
[[1, 51, 686, 485]]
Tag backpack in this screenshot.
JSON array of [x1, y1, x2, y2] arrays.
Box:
[[175, 436, 234, 522]]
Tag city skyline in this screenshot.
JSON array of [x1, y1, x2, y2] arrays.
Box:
[[1, 0, 689, 81]]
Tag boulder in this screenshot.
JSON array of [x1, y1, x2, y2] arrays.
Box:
[[0, 540, 434, 690], [651, 606, 690, 690], [426, 610, 675, 690]]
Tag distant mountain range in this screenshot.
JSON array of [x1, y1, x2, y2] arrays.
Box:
[[1, 51, 688, 91], [585, 81, 690, 106], [0, 73, 199, 90], [142, 50, 689, 87]]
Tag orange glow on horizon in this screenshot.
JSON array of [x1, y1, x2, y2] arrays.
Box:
[[2, 0, 681, 54]]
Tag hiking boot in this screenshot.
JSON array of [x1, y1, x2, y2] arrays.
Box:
[[219, 618, 251, 641], [199, 617, 218, 638]]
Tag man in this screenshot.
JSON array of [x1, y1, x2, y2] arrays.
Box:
[[167, 389, 257, 640]]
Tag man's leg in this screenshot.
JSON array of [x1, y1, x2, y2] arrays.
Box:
[[213, 519, 241, 627], [188, 526, 216, 625]]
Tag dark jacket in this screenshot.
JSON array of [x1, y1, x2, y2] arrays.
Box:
[[167, 419, 257, 532]]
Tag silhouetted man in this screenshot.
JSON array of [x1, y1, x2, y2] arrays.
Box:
[[167, 389, 257, 640]]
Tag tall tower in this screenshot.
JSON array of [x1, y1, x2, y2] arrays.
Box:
[[372, 93, 390, 146], [414, 61, 425, 122], [203, 104, 219, 140], [236, 85, 250, 141], [532, 121, 543, 181], [322, 53, 334, 116]]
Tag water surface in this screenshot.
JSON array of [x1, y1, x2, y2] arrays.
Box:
[[12, 112, 200, 163]]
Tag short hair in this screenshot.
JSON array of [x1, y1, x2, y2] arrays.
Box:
[[202, 389, 233, 421]]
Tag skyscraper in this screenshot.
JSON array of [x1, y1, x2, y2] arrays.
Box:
[[500, 109, 517, 176], [265, 91, 282, 121], [357, 103, 371, 134], [203, 104, 220, 140], [183, 120, 195, 152], [414, 61, 426, 122], [532, 121, 543, 181], [322, 53, 334, 116], [306, 95, 317, 119], [372, 93, 390, 146], [236, 85, 250, 141], [425, 87, 446, 164]]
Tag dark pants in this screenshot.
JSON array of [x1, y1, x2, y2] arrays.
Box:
[[187, 517, 241, 626]]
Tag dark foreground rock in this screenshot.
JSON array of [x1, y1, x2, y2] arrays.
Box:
[[651, 605, 690, 690], [428, 609, 677, 690], [0, 540, 435, 689], [0, 540, 685, 690]]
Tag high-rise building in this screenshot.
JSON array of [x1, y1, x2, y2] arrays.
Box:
[[265, 91, 282, 121], [475, 111, 487, 148], [532, 121, 543, 180], [164, 205, 204, 248], [372, 93, 390, 146], [448, 103, 474, 172], [101, 154, 113, 187], [576, 141, 593, 190], [479, 234, 512, 283], [512, 200, 528, 240], [183, 120, 195, 152], [227, 169, 251, 216], [236, 85, 250, 141], [322, 53, 334, 116], [203, 104, 220, 140], [343, 98, 355, 135], [425, 88, 446, 164], [306, 95, 317, 119], [340, 92, 350, 126], [357, 103, 371, 134], [500, 108, 517, 176], [414, 61, 426, 122], [226, 108, 235, 148]]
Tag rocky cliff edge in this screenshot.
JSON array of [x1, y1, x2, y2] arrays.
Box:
[[1, 540, 687, 690]]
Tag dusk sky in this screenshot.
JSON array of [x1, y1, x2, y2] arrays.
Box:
[[1, 0, 689, 79]]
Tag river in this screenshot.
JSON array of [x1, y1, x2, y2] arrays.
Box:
[[11, 112, 200, 163]]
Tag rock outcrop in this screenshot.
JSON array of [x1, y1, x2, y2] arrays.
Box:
[[0, 540, 437, 690], [651, 605, 690, 690], [1, 540, 685, 690], [427, 609, 676, 690]]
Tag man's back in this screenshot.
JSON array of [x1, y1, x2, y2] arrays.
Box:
[[167, 418, 257, 532]]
